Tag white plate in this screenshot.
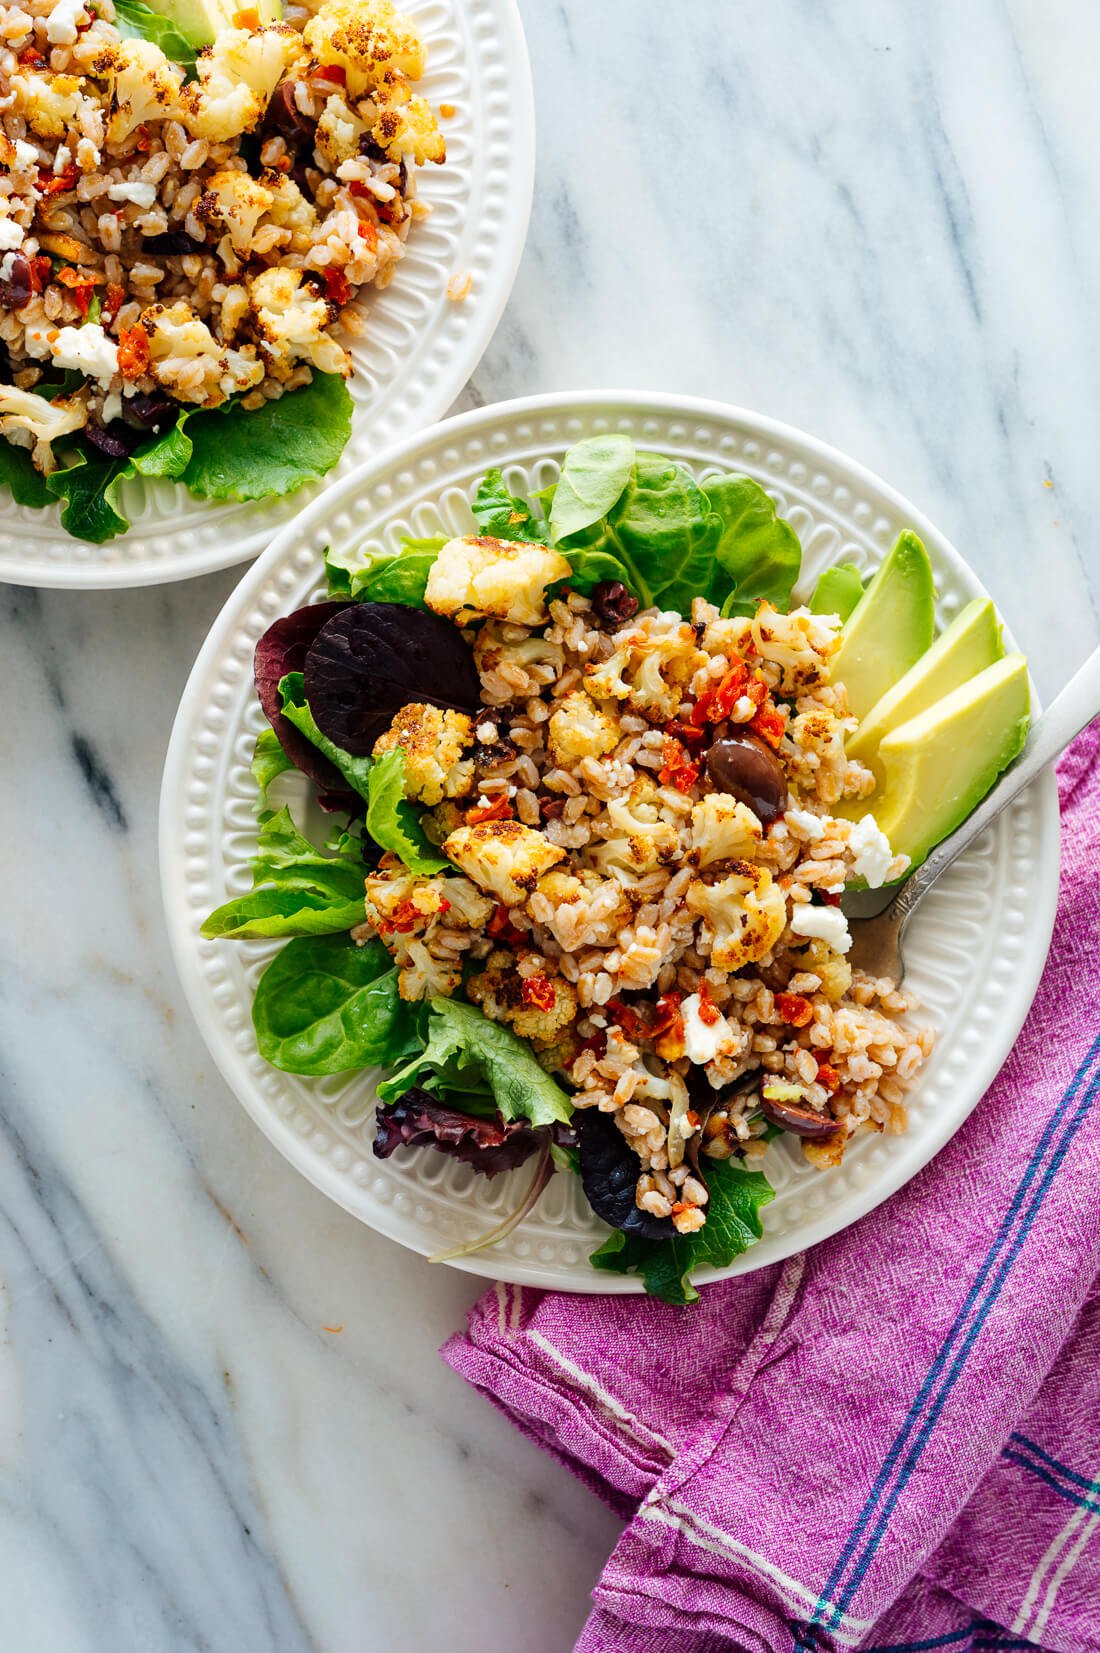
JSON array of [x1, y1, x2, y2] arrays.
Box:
[[0, 0, 533, 590], [160, 392, 1061, 1291]]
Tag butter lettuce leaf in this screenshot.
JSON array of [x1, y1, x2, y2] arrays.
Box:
[[325, 535, 447, 606], [549, 435, 634, 542], [589, 1158, 775, 1304], [180, 372, 353, 502], [201, 806, 366, 939], [45, 449, 129, 543], [704, 474, 802, 618]]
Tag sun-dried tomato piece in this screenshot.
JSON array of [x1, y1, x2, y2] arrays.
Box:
[[658, 736, 699, 793], [521, 975, 556, 1012], [750, 703, 786, 749], [606, 1000, 649, 1041], [117, 324, 151, 379], [377, 897, 424, 935], [487, 903, 525, 947], [816, 1061, 841, 1093], [37, 163, 76, 197], [314, 63, 346, 83], [776, 992, 813, 1028], [323, 266, 351, 306], [102, 282, 126, 323], [690, 660, 749, 727], [696, 980, 721, 1026], [650, 990, 684, 1038], [466, 793, 514, 825]]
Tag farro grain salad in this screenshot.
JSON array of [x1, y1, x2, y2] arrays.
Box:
[[203, 436, 1030, 1302], [0, 0, 444, 541]]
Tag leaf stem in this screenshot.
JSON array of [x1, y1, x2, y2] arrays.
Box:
[[428, 1136, 553, 1264]]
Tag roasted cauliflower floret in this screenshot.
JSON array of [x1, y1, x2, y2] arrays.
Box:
[[466, 949, 579, 1046], [687, 864, 787, 970], [585, 624, 707, 723], [195, 169, 275, 256], [11, 70, 91, 140], [586, 779, 680, 877], [262, 174, 318, 253], [0, 384, 87, 473], [688, 794, 762, 868], [526, 867, 631, 950], [547, 690, 620, 765], [372, 92, 444, 164], [314, 92, 368, 170], [426, 535, 572, 629], [473, 621, 564, 702], [142, 303, 263, 405], [180, 25, 304, 142], [751, 602, 841, 694], [362, 858, 492, 1000], [96, 40, 182, 143], [248, 267, 350, 378], [444, 820, 565, 906], [372, 703, 475, 806], [304, 0, 426, 96]]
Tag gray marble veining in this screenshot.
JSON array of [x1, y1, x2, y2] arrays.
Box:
[[1, 2, 1098, 1648]]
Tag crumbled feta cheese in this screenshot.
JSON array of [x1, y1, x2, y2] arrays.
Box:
[[101, 391, 123, 424], [681, 994, 736, 1065], [53, 145, 72, 175], [75, 138, 101, 170], [13, 139, 38, 170], [785, 806, 826, 842], [848, 814, 894, 889], [107, 180, 158, 208], [45, 0, 87, 44], [790, 904, 852, 954], [0, 218, 24, 251], [50, 323, 119, 385]]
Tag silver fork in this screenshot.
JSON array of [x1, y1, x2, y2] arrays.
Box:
[[844, 644, 1100, 980]]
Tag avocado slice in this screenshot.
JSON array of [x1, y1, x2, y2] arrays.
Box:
[[143, 0, 282, 48], [848, 598, 1004, 782], [866, 654, 1030, 870], [830, 531, 935, 719]]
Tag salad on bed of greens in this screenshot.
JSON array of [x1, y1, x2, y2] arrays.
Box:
[[202, 436, 837, 1303]]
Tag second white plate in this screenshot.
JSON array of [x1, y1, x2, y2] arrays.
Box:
[[160, 392, 1061, 1290], [0, 0, 534, 589]]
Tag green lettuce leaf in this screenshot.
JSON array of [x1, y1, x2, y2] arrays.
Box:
[[551, 547, 633, 597], [45, 449, 129, 543], [250, 727, 294, 812], [279, 672, 373, 799], [378, 997, 574, 1128], [180, 371, 353, 501], [325, 535, 447, 606], [365, 748, 448, 874], [704, 475, 802, 618], [112, 0, 202, 72], [589, 1159, 775, 1304], [252, 935, 421, 1074], [549, 435, 635, 542], [474, 468, 550, 543], [0, 438, 52, 509], [811, 561, 864, 620], [201, 806, 366, 939], [132, 415, 194, 479], [559, 450, 721, 614]]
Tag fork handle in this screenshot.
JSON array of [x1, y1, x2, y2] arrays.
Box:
[[892, 642, 1100, 922]]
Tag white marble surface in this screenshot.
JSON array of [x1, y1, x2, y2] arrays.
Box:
[[2, 2, 1099, 1649]]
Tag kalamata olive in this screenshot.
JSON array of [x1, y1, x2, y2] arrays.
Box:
[[123, 393, 178, 431], [84, 420, 140, 459], [706, 731, 788, 826], [590, 580, 639, 627], [759, 1094, 843, 1140], [263, 79, 316, 151], [0, 251, 32, 310], [140, 230, 203, 256]]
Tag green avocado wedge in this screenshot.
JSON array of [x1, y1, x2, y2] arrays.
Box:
[[865, 654, 1030, 870], [143, 0, 281, 48], [830, 531, 935, 719], [848, 598, 1004, 783]]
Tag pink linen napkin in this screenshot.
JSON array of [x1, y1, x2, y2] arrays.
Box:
[[443, 725, 1100, 1653]]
